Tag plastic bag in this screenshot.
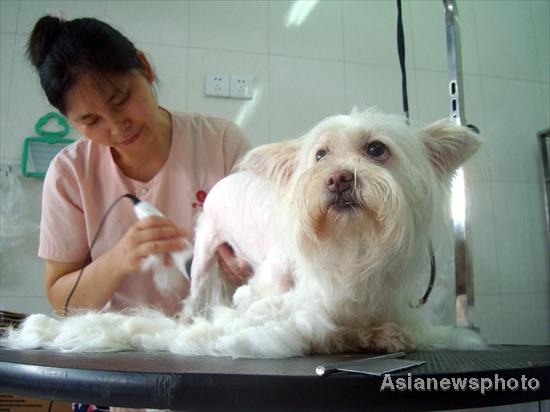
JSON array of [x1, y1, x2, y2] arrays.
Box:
[[0, 166, 40, 252]]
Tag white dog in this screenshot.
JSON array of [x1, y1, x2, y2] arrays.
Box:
[[3, 108, 485, 357]]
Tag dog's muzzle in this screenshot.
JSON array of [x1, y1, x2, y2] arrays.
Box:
[[325, 170, 360, 211], [326, 170, 354, 193]]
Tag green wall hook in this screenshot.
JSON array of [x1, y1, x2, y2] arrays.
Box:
[[21, 112, 75, 178]]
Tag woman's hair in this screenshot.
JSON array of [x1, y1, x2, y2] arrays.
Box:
[[27, 16, 149, 114]]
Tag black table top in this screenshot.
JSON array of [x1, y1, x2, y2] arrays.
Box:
[[1, 345, 549, 411]]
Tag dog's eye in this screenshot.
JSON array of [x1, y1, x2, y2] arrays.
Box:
[[315, 149, 328, 161], [367, 142, 388, 159]]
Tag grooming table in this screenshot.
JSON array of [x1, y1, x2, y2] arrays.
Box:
[[0, 345, 548, 411]]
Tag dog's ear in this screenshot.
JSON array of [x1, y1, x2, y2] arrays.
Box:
[[421, 120, 482, 175], [237, 139, 301, 185]]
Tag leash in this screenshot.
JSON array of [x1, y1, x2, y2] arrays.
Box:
[[396, 0, 409, 122], [397, 0, 436, 308]]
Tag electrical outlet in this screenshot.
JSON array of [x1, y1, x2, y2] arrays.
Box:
[[230, 75, 254, 99], [205, 74, 229, 97]]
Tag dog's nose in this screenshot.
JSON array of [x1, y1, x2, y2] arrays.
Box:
[[326, 170, 354, 192]]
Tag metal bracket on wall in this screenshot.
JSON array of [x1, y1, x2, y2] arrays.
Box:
[[538, 128, 550, 242]]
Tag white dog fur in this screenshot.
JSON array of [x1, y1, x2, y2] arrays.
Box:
[[2, 108, 486, 357]]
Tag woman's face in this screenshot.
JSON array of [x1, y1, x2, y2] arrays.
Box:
[[65, 58, 161, 157]]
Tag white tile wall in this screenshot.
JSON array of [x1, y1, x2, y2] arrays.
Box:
[[0, 0, 548, 345], [531, 0, 550, 84], [137, 42, 189, 113], [0, 33, 15, 159], [4, 34, 53, 163], [0, 0, 19, 33], [473, 0, 542, 82], [482, 77, 547, 183], [409, 0, 447, 73], [493, 182, 549, 296], [0, 175, 45, 314], [186, 47, 270, 147], [16, 0, 106, 34], [342, 0, 412, 68], [500, 293, 550, 344], [409, 0, 481, 75], [543, 82, 550, 126], [0, 296, 53, 315], [470, 180, 500, 296], [0, 233, 44, 297], [269, 55, 346, 139], [269, 0, 344, 61], [413, 69, 449, 124], [189, 0, 268, 54], [105, 1, 189, 47], [475, 294, 503, 344], [345, 63, 407, 116]]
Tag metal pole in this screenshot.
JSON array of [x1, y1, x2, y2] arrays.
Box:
[[443, 0, 478, 330]]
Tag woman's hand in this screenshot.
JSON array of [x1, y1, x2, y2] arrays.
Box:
[[44, 216, 189, 313], [217, 242, 253, 286], [108, 216, 189, 275]]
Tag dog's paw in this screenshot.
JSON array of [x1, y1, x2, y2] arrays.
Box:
[[359, 323, 414, 353]]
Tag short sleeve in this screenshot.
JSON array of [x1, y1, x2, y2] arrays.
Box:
[[222, 121, 249, 174], [38, 155, 89, 262]]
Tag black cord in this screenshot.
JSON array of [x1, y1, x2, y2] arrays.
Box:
[[397, 0, 409, 121], [63, 193, 139, 316], [411, 242, 437, 308], [397, 0, 436, 307]]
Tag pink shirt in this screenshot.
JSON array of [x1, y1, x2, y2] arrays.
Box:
[[39, 112, 248, 315]]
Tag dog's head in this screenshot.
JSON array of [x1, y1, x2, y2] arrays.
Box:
[[240, 108, 481, 273]]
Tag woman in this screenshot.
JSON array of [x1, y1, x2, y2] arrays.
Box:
[[28, 14, 252, 412], [28, 16, 250, 319]]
